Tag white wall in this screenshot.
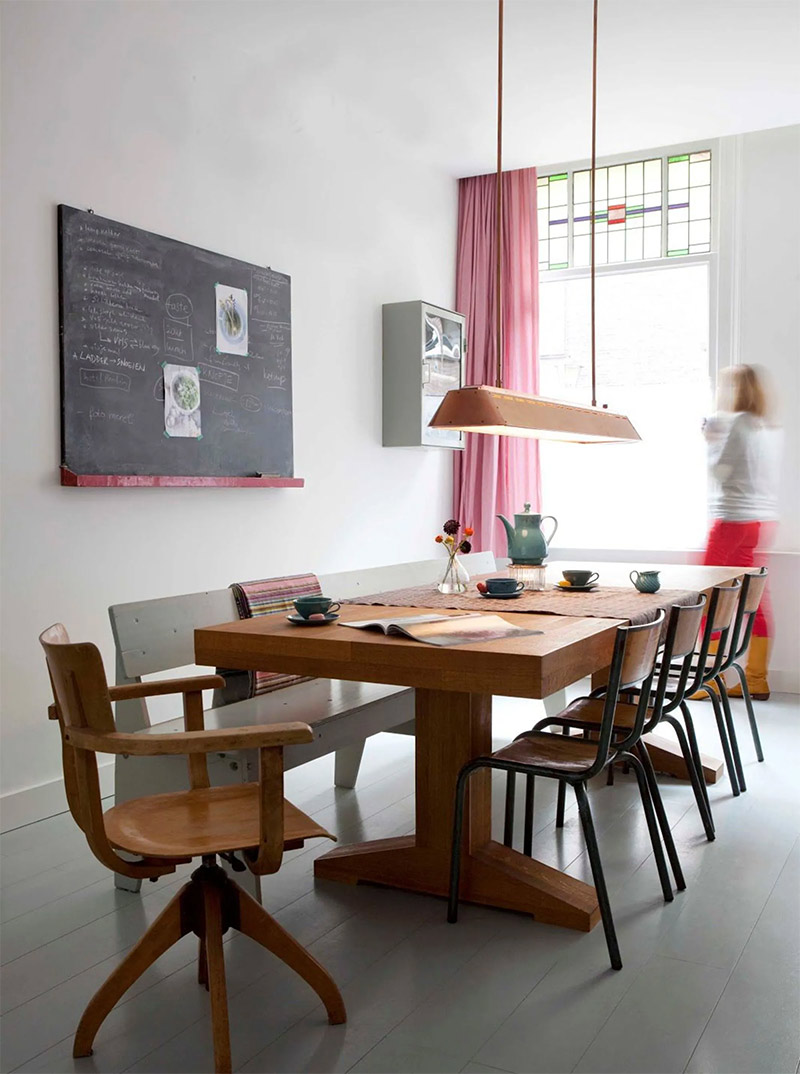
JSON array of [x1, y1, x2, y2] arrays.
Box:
[[734, 125, 800, 551], [0, 2, 457, 819]]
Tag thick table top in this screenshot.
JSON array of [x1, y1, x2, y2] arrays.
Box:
[[195, 605, 621, 700], [194, 564, 743, 701]]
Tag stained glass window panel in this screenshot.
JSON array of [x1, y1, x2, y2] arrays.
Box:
[[538, 149, 709, 269], [669, 148, 710, 255]]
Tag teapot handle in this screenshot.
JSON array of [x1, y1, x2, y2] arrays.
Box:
[[630, 571, 640, 584], [540, 515, 558, 546]]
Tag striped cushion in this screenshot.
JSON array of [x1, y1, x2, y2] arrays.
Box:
[[230, 574, 321, 697]]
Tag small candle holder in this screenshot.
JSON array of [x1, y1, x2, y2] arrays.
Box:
[[508, 563, 547, 591]]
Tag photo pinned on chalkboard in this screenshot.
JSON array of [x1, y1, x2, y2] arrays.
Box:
[[215, 283, 248, 356], [163, 363, 202, 439]]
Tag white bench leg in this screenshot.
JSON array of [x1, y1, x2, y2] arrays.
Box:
[[543, 689, 568, 718], [115, 872, 143, 893], [334, 740, 366, 789]]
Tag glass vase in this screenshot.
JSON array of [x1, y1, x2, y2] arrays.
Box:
[[438, 555, 469, 594]]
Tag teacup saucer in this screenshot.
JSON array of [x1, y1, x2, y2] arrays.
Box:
[[286, 613, 340, 626], [553, 583, 598, 592], [479, 590, 522, 600]]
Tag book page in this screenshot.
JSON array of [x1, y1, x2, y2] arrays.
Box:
[[398, 614, 542, 647], [342, 614, 463, 632]]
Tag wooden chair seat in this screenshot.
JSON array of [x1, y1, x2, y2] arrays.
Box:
[[104, 784, 334, 860], [492, 731, 606, 774], [559, 696, 641, 730]]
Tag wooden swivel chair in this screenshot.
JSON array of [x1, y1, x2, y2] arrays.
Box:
[[40, 624, 346, 1074]]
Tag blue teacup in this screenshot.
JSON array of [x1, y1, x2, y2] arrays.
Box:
[[485, 577, 524, 595], [630, 570, 661, 594], [293, 596, 341, 619]]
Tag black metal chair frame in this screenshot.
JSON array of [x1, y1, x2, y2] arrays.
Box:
[[532, 598, 711, 862], [669, 580, 746, 803], [705, 568, 768, 771], [447, 612, 667, 972]]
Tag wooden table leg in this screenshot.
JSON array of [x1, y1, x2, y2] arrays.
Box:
[[314, 689, 600, 932]]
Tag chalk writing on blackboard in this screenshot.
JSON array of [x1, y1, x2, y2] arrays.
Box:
[[59, 205, 295, 478]]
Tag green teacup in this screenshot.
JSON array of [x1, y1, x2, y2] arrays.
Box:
[[630, 570, 661, 594], [293, 596, 341, 619]]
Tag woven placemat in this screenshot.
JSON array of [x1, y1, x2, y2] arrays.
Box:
[[342, 583, 700, 626]]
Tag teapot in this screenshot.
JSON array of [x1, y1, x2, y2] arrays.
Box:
[[498, 503, 558, 565]]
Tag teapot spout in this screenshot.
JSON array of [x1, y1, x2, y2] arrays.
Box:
[[497, 514, 515, 556]]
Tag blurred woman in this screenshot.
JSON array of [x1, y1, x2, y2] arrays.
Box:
[[701, 365, 780, 699]]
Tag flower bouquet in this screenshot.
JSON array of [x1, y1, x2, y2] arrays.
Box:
[[435, 519, 473, 594]]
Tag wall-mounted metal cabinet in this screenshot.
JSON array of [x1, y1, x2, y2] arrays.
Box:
[[382, 301, 466, 448]]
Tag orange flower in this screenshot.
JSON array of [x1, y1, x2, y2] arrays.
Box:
[[464, 527, 474, 537], [435, 534, 444, 543]]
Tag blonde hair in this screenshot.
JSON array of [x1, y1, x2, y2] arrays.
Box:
[[718, 365, 773, 421]]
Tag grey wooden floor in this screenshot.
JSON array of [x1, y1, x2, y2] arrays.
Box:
[[2, 692, 799, 1074]]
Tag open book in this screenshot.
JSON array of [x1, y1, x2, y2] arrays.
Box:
[[340, 613, 542, 648]]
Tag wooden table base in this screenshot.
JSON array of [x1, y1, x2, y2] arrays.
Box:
[[643, 732, 724, 785], [314, 688, 601, 933]]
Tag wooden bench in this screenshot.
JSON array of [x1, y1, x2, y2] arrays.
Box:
[[109, 552, 496, 892]]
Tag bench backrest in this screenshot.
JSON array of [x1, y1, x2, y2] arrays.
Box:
[[109, 551, 496, 730]]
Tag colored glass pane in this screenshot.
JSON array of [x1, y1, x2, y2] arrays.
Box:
[[550, 178, 568, 206], [668, 154, 689, 162], [689, 150, 711, 162], [668, 159, 689, 188]]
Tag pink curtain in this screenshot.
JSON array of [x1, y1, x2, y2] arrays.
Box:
[[453, 167, 541, 557]]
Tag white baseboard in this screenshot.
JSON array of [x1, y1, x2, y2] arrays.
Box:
[[0, 761, 114, 833], [771, 670, 800, 695]]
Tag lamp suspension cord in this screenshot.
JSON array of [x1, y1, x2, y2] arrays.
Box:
[[495, 0, 504, 390], [590, 0, 598, 408]]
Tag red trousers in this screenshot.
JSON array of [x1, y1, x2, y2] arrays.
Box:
[[703, 519, 773, 637]]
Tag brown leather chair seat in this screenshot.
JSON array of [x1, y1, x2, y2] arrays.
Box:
[[492, 731, 605, 774], [557, 696, 643, 731]]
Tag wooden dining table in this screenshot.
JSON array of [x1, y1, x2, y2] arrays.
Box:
[[194, 562, 743, 933]]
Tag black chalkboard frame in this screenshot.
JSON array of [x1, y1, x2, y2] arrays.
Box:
[[57, 205, 303, 488]]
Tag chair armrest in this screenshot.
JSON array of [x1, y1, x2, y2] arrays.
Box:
[[63, 721, 314, 755], [108, 675, 225, 701]]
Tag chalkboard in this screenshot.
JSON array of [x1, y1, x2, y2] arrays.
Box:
[[58, 205, 296, 482]]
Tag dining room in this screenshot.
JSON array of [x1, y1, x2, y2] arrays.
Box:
[[1, 2, 799, 1073]]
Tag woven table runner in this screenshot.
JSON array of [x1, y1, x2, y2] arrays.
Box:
[[342, 583, 701, 627]]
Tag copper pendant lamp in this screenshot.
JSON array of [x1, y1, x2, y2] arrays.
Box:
[[429, 0, 640, 444]]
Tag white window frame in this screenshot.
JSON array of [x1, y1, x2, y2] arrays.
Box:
[[538, 138, 721, 389]]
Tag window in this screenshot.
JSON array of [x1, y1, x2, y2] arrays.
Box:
[[538, 150, 711, 270], [538, 263, 711, 550]]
